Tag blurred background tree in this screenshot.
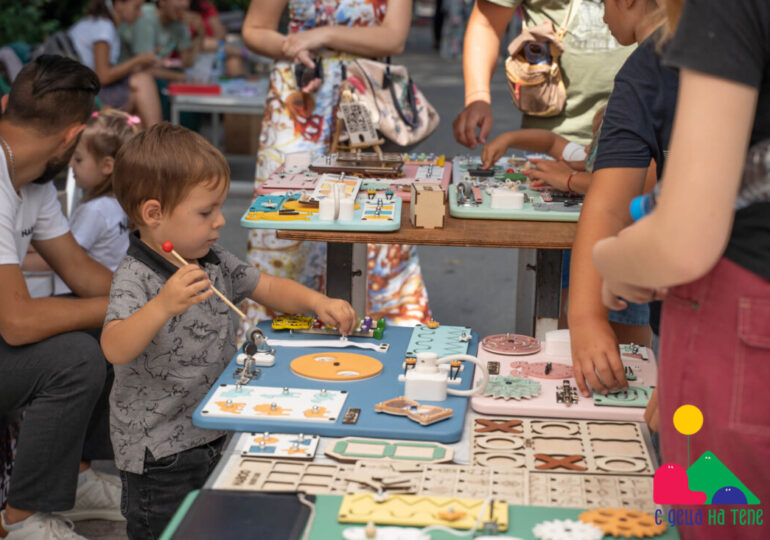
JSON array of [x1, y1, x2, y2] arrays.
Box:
[[0, 0, 88, 45]]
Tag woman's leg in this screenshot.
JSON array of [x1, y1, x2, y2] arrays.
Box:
[[128, 71, 162, 126]]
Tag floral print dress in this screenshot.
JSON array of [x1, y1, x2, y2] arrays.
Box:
[[240, 0, 431, 337]]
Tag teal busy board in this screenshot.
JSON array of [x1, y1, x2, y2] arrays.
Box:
[[193, 322, 478, 442], [450, 155, 583, 222], [240, 192, 402, 232]]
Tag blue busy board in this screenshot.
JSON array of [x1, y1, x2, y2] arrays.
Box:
[[193, 321, 478, 443], [450, 154, 583, 222], [240, 192, 402, 232]]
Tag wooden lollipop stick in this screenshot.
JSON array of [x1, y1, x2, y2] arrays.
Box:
[[162, 241, 247, 319]]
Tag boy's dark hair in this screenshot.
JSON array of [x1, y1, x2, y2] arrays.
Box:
[[113, 123, 230, 226], [4, 55, 100, 134]]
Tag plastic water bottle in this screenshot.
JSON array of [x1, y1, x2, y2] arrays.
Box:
[[631, 139, 770, 219], [213, 40, 226, 80], [736, 138, 770, 210], [629, 183, 661, 221]]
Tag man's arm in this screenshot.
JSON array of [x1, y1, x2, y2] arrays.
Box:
[[453, 0, 517, 148], [568, 166, 647, 396], [0, 263, 108, 345], [33, 233, 112, 298]]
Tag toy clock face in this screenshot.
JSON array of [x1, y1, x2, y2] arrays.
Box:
[[290, 352, 383, 381]]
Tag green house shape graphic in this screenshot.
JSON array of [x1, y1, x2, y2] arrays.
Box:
[[687, 451, 760, 504]]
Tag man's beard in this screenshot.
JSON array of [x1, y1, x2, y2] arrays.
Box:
[[33, 137, 79, 185]]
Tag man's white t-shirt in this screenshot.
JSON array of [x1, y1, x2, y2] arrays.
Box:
[[68, 16, 121, 69], [54, 196, 129, 294], [0, 150, 70, 267]]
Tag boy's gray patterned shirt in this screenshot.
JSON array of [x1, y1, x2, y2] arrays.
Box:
[[105, 232, 260, 474]]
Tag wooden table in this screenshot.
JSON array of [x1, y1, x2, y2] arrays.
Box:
[[277, 205, 576, 335]]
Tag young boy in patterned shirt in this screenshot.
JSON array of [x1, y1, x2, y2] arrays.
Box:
[[100, 123, 357, 539]]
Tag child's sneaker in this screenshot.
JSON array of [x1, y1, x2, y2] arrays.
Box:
[[55, 468, 124, 522], [1, 511, 87, 540]]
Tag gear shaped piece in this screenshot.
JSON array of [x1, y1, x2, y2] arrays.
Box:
[[480, 375, 541, 400], [579, 508, 667, 538], [533, 519, 604, 540]]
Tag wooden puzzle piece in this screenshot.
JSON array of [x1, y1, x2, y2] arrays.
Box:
[[374, 397, 453, 426], [325, 437, 454, 464], [592, 386, 654, 408], [474, 419, 524, 433], [510, 361, 574, 380], [481, 333, 541, 355], [337, 493, 509, 531], [471, 417, 654, 477], [579, 508, 667, 538], [211, 454, 658, 512], [594, 456, 648, 474], [534, 454, 588, 472], [214, 457, 351, 493]]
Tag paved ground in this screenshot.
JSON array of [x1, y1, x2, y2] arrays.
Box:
[[75, 23, 526, 539]]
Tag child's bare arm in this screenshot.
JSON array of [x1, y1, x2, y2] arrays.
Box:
[[568, 166, 648, 397], [248, 274, 357, 334], [101, 265, 213, 364], [481, 129, 570, 168]]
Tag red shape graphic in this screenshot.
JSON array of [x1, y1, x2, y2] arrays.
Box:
[[654, 463, 707, 504]]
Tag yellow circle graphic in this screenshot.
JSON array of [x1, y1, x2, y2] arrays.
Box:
[[673, 404, 703, 435]]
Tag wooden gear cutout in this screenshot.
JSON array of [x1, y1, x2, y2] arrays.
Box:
[[374, 397, 453, 426]]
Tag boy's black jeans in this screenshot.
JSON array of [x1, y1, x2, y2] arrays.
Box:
[[120, 436, 226, 540]]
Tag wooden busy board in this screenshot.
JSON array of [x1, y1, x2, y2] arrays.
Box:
[[471, 341, 657, 421], [193, 322, 478, 442], [450, 155, 583, 222], [240, 192, 402, 232], [255, 152, 451, 202]]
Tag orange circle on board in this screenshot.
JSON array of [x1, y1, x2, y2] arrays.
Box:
[[290, 352, 383, 381]]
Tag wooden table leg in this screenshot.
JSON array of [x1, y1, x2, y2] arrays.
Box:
[[534, 249, 563, 341], [326, 243, 367, 316]]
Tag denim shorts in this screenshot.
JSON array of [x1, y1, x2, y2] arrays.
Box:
[[608, 300, 650, 326], [562, 250, 650, 327]]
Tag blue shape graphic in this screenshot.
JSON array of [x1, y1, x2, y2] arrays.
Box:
[[262, 392, 299, 399], [312, 392, 334, 403], [221, 388, 252, 398], [290, 438, 312, 446], [712, 486, 748, 505], [248, 445, 277, 454]]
